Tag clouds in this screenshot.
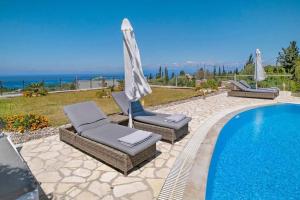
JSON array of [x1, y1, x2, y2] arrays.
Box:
[[164, 58, 275, 69], [147, 60, 245, 68]]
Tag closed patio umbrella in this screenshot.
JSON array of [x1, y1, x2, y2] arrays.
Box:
[[254, 49, 266, 89], [121, 18, 152, 127]]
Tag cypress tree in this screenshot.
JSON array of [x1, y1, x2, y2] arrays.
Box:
[[164, 67, 169, 83], [235, 67, 239, 74], [156, 66, 162, 79], [245, 54, 254, 67], [213, 66, 217, 76], [171, 72, 175, 79]]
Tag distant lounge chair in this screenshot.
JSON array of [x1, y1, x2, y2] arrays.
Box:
[[59, 101, 161, 175], [112, 92, 191, 144], [239, 80, 280, 96], [227, 80, 278, 99]]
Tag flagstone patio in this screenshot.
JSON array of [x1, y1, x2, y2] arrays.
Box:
[[20, 92, 300, 199]]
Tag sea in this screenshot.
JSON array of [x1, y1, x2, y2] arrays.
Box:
[[0, 67, 199, 89], [0, 74, 124, 89]]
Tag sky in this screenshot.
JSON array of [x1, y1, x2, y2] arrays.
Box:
[[0, 0, 300, 75]]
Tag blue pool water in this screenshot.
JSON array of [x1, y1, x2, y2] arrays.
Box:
[[206, 104, 300, 199]]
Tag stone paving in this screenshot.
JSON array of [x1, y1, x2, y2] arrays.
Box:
[[20, 92, 300, 199]]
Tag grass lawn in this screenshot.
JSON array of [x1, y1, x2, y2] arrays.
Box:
[[0, 87, 199, 126]]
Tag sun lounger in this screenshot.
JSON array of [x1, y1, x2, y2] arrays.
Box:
[[112, 92, 191, 144], [227, 80, 277, 99], [0, 135, 39, 200], [239, 80, 279, 96], [59, 101, 161, 175]]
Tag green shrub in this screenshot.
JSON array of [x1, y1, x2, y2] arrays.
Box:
[[206, 79, 219, 90], [258, 76, 294, 91], [69, 83, 77, 90], [167, 76, 195, 87], [294, 59, 300, 81], [37, 88, 48, 96], [290, 80, 300, 92], [23, 82, 48, 97], [196, 79, 219, 90]]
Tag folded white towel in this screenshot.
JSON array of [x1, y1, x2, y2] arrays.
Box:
[[118, 130, 152, 147], [165, 114, 186, 123]]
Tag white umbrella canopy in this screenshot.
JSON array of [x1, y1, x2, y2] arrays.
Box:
[[121, 18, 152, 127], [254, 49, 266, 88]]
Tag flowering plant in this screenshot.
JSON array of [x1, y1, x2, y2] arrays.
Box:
[[1, 114, 49, 133]]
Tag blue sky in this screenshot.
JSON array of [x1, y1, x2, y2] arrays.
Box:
[[0, 0, 299, 75]]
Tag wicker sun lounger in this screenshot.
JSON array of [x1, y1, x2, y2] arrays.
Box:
[[59, 101, 161, 175], [227, 80, 277, 99], [0, 136, 40, 199], [239, 80, 279, 96], [112, 92, 191, 144]]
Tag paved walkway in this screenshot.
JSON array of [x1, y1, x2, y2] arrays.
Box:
[[20, 92, 300, 199]]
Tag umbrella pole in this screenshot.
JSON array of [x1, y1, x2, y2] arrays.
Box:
[[255, 57, 258, 89], [255, 63, 258, 89], [128, 102, 133, 128]]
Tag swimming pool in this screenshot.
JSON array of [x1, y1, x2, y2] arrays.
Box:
[[206, 103, 300, 199]]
